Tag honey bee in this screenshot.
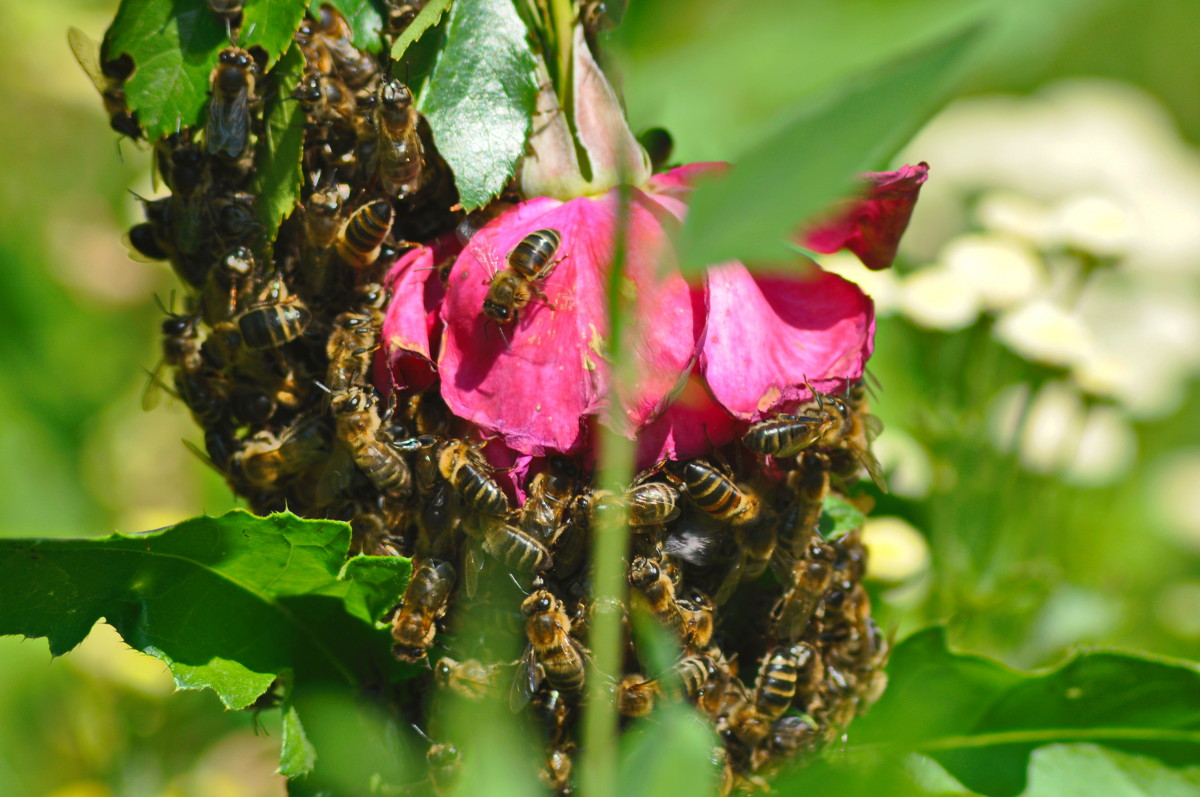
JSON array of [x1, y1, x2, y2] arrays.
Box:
[[437, 439, 510, 517], [291, 72, 357, 131], [328, 386, 414, 497], [540, 746, 573, 796], [336, 199, 393, 270], [201, 246, 256, 325], [742, 412, 831, 459], [481, 228, 564, 328], [520, 457, 578, 543], [676, 588, 715, 650], [426, 742, 462, 796], [234, 296, 312, 350], [626, 481, 681, 527], [231, 418, 329, 491], [480, 520, 553, 574], [434, 657, 505, 700], [739, 517, 777, 582], [67, 27, 140, 139], [416, 482, 461, 559], [731, 643, 820, 745], [304, 4, 379, 90], [127, 222, 170, 261], [206, 47, 256, 160], [665, 459, 760, 526], [391, 558, 455, 662], [143, 310, 203, 411], [373, 77, 424, 198], [616, 655, 717, 718], [511, 589, 588, 710], [800, 387, 887, 491], [771, 452, 829, 579], [770, 542, 835, 642], [325, 312, 380, 391]]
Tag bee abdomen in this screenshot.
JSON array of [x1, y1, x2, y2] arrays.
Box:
[[508, 229, 561, 278], [353, 442, 413, 496], [236, 304, 311, 349], [337, 200, 392, 269], [483, 525, 552, 572]]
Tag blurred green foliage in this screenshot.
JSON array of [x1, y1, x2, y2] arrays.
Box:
[[1, 0, 1199, 794]]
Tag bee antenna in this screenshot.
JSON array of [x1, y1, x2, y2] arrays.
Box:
[[313, 380, 332, 394], [410, 723, 435, 745], [509, 573, 529, 595]]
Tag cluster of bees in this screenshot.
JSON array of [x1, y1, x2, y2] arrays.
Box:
[[79, 1, 889, 793]]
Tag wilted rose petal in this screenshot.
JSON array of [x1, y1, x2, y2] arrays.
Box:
[[382, 237, 457, 392], [701, 263, 875, 419], [803, 162, 930, 270]]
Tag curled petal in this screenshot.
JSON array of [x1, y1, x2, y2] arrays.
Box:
[[701, 263, 875, 420], [381, 237, 458, 392], [802, 163, 930, 270]]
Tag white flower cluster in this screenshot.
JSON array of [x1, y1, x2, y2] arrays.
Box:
[[825, 79, 1200, 488]]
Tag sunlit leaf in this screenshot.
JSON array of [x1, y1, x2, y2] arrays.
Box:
[[0, 510, 412, 710], [241, 0, 310, 66], [420, 0, 539, 210], [1023, 744, 1200, 797], [104, 0, 227, 140], [280, 705, 317, 778], [254, 44, 307, 240], [675, 23, 983, 273], [391, 0, 451, 61], [849, 628, 1200, 796], [819, 493, 865, 540], [618, 705, 720, 797]]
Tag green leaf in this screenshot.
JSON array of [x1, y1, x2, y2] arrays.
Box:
[[674, 23, 984, 273], [390, 0, 450, 61], [314, 0, 386, 52], [420, 0, 539, 211], [1023, 744, 1200, 797], [254, 45, 307, 240], [0, 510, 412, 710], [242, 0, 311, 66], [850, 628, 1200, 796], [339, 554, 414, 626], [104, 0, 228, 140], [280, 705, 318, 778], [618, 705, 720, 797], [819, 493, 865, 540]]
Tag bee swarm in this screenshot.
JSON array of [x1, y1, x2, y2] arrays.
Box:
[[113, 4, 889, 793]]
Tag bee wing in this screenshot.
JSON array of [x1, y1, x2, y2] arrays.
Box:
[[315, 445, 356, 506], [183, 438, 225, 476], [662, 525, 721, 567], [862, 413, 884, 442], [67, 27, 107, 96], [509, 646, 543, 712], [207, 88, 250, 158], [857, 447, 888, 493], [464, 540, 485, 599], [140, 362, 173, 411]]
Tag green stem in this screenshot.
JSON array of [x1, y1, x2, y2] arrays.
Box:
[[580, 182, 635, 797]]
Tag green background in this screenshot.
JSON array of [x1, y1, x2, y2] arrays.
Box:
[[1, 0, 1198, 794]]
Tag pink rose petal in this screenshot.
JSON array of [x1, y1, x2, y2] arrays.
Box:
[[803, 163, 929, 270], [701, 262, 875, 420], [381, 237, 458, 392], [636, 370, 738, 467]]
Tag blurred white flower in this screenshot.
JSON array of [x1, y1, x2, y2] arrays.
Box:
[[995, 300, 1095, 368], [862, 516, 930, 584], [989, 382, 1032, 454], [1019, 381, 1086, 474], [817, 250, 901, 315], [898, 264, 981, 330], [871, 427, 934, 498], [1062, 404, 1136, 487], [943, 232, 1044, 310], [1053, 193, 1135, 256], [976, 191, 1058, 247]]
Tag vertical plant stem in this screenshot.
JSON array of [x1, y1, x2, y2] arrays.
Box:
[[580, 182, 634, 797]]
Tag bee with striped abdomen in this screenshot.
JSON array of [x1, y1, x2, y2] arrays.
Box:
[[373, 77, 424, 198], [665, 458, 760, 527], [481, 228, 564, 329], [206, 47, 256, 160], [336, 199, 393, 270], [512, 589, 588, 709], [391, 558, 456, 662]]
